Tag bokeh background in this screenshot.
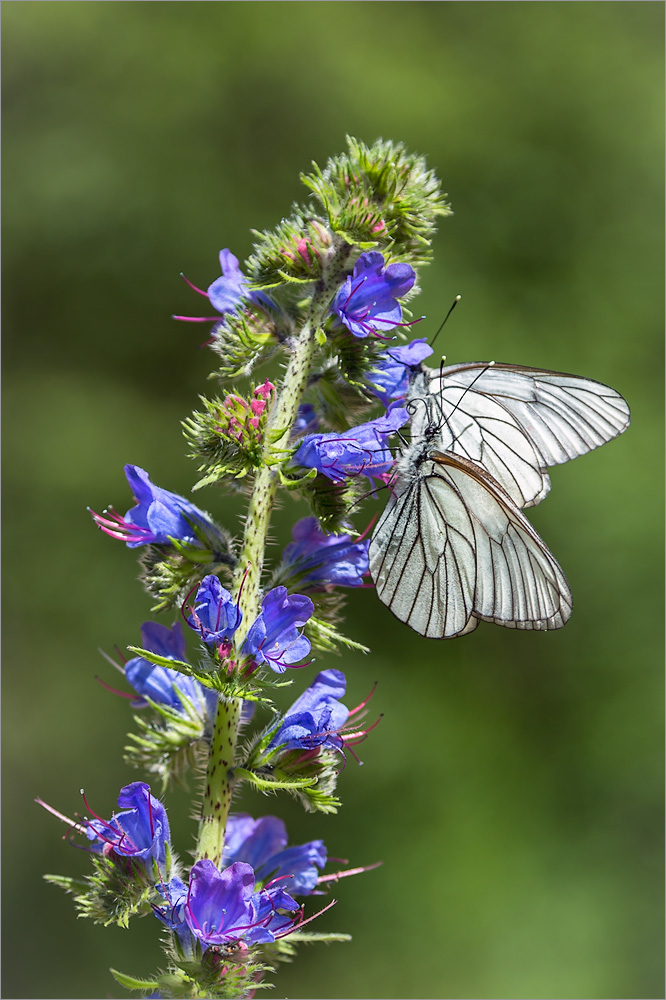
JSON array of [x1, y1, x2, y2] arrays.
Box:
[[3, 3, 663, 999]]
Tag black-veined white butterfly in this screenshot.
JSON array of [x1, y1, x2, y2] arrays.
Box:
[[368, 362, 630, 638]]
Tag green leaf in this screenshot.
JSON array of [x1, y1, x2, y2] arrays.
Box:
[[234, 767, 317, 792], [110, 969, 160, 992], [126, 647, 194, 677], [289, 931, 352, 943]]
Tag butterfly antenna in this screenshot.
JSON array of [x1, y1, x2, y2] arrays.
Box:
[[429, 294, 462, 349], [434, 360, 496, 447]]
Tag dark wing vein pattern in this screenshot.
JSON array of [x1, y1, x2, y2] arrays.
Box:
[[432, 363, 630, 494]]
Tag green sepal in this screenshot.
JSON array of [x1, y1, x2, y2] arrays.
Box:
[[208, 305, 279, 381], [45, 851, 164, 927], [139, 540, 236, 613], [234, 766, 316, 792], [288, 931, 352, 943], [126, 646, 195, 679], [183, 393, 266, 483], [110, 969, 161, 992], [296, 471, 364, 533], [276, 465, 317, 490], [307, 356, 376, 429], [124, 694, 207, 792], [301, 136, 450, 265], [43, 873, 88, 893], [246, 209, 331, 290], [305, 614, 370, 656]]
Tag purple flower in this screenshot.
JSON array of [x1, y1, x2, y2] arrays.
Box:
[[241, 587, 314, 673], [186, 575, 242, 649], [184, 860, 299, 947], [268, 669, 350, 756], [293, 400, 408, 482], [124, 621, 218, 719], [90, 465, 219, 549], [369, 338, 434, 406], [174, 249, 273, 325], [282, 517, 369, 589], [153, 877, 192, 953], [222, 814, 327, 895], [332, 251, 416, 339], [85, 782, 170, 870]]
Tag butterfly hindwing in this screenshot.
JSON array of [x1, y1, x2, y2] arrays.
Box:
[[369, 449, 572, 639], [431, 452, 572, 632], [369, 460, 477, 638]]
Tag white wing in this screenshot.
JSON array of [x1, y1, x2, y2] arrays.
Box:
[[369, 451, 477, 638], [369, 448, 572, 639], [419, 363, 630, 508], [407, 369, 550, 509]]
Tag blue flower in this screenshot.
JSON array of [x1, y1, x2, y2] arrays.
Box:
[[222, 814, 327, 895], [124, 621, 218, 719], [153, 877, 192, 954], [174, 249, 273, 325], [183, 859, 299, 948], [369, 338, 434, 406], [90, 465, 220, 549], [332, 251, 416, 339], [186, 575, 242, 649], [85, 782, 170, 870], [293, 400, 408, 482], [282, 517, 369, 589], [241, 587, 314, 673], [268, 669, 350, 755]]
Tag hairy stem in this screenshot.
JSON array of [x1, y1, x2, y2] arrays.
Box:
[[195, 696, 241, 863], [194, 241, 352, 865]]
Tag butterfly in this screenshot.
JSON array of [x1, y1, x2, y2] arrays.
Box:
[[368, 362, 630, 638]]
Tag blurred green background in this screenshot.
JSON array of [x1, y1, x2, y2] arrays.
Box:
[[3, 3, 663, 998]]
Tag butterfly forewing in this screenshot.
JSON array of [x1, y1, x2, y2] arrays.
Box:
[[429, 363, 630, 476], [408, 373, 550, 509]]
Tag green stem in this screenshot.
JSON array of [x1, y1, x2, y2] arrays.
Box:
[[193, 241, 352, 866], [195, 696, 241, 864]]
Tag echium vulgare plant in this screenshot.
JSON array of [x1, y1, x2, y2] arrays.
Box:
[[39, 138, 452, 999], [39, 134, 632, 998]]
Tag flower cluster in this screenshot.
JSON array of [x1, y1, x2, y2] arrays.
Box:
[[45, 139, 449, 1000], [214, 379, 275, 450], [186, 575, 314, 674]]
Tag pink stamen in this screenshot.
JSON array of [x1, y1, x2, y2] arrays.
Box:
[[273, 898, 338, 939], [354, 513, 378, 544], [347, 681, 377, 717], [94, 675, 136, 700], [172, 314, 223, 323], [343, 276, 367, 311], [317, 861, 383, 884], [35, 797, 88, 837], [180, 273, 209, 297]]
